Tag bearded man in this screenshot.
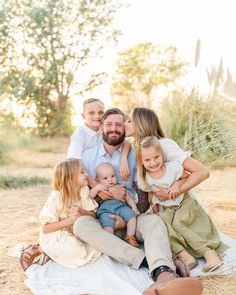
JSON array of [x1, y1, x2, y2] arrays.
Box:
[[72, 108, 202, 295]]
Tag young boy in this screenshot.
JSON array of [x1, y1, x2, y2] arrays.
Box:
[[67, 98, 130, 180], [67, 98, 105, 160], [90, 162, 140, 247]]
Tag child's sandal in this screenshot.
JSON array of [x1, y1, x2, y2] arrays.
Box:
[[38, 253, 50, 265], [20, 244, 46, 271]]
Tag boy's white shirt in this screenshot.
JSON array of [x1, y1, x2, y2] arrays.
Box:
[[67, 123, 102, 159]]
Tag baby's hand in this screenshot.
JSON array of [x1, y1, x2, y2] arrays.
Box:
[[96, 184, 109, 193], [120, 157, 130, 181]]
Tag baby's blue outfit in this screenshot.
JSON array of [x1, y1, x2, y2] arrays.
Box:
[[96, 200, 136, 228]]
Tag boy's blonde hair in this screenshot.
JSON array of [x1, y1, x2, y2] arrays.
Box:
[[83, 98, 104, 111], [131, 107, 166, 145], [54, 158, 83, 208], [137, 136, 165, 190]]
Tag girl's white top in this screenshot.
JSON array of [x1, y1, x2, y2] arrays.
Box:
[[137, 161, 185, 207]]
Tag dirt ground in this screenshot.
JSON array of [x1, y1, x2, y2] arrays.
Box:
[[0, 138, 236, 295]]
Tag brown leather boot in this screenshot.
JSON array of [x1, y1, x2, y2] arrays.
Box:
[[143, 272, 203, 295], [177, 249, 197, 270], [173, 256, 190, 277], [203, 249, 223, 272], [124, 234, 139, 247]]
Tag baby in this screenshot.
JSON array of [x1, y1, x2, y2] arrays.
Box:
[[89, 162, 140, 247]]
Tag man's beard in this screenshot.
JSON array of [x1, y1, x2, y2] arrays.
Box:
[[103, 131, 125, 146]]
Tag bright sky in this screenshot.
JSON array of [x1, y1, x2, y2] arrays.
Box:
[[118, 0, 236, 68], [73, 0, 236, 125]]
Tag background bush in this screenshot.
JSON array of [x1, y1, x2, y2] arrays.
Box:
[[0, 113, 33, 165], [161, 91, 236, 168]]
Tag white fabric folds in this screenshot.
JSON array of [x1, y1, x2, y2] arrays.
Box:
[[25, 233, 236, 295]]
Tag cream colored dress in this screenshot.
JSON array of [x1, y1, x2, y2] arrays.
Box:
[[39, 186, 101, 269]]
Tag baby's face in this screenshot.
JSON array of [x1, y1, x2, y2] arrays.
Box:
[[97, 165, 117, 187]]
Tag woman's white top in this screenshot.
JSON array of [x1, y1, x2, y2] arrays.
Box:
[[159, 138, 191, 164]]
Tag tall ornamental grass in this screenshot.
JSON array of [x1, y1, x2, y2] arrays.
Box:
[[161, 92, 236, 168]]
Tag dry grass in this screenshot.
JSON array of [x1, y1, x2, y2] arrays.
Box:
[[0, 137, 236, 295]]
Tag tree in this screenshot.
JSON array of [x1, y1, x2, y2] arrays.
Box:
[[111, 42, 185, 115], [0, 0, 124, 136]]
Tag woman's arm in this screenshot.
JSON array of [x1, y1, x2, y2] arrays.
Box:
[[179, 157, 210, 194], [155, 157, 210, 201], [167, 170, 189, 199]]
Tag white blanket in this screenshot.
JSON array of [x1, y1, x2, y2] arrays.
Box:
[[25, 233, 236, 295]]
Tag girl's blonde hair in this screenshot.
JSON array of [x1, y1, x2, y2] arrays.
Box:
[[131, 107, 166, 145], [137, 136, 165, 190], [54, 158, 83, 208]]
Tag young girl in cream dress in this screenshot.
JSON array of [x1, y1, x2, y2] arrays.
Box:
[[39, 158, 101, 269]]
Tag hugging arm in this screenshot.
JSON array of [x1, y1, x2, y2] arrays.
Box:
[[155, 157, 210, 201], [168, 170, 189, 199], [178, 157, 209, 193]]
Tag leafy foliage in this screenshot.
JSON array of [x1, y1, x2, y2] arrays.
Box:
[[111, 42, 185, 114], [0, 0, 124, 136]]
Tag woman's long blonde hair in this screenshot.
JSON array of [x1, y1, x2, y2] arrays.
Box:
[[137, 136, 165, 190], [53, 158, 83, 208], [131, 107, 166, 145]]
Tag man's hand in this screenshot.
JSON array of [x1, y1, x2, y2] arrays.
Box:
[[109, 214, 126, 231], [109, 184, 126, 202]]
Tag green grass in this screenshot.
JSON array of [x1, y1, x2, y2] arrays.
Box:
[[161, 91, 236, 168], [0, 124, 33, 165], [0, 175, 50, 190]]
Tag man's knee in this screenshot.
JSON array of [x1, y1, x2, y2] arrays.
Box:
[[73, 215, 97, 237], [138, 213, 167, 232]]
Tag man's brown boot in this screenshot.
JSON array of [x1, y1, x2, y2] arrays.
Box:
[[203, 249, 223, 272], [143, 271, 203, 295]]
